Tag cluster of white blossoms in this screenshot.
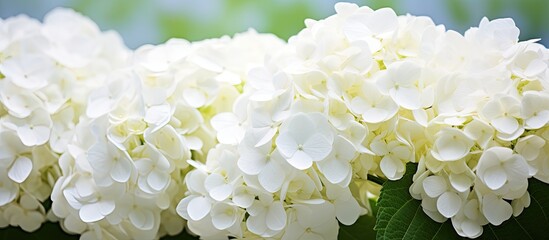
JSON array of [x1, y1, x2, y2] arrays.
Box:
[[2, 2, 549, 240], [177, 2, 549, 239], [0, 9, 129, 232], [49, 30, 284, 239]]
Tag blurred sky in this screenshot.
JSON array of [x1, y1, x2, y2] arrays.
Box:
[[1, 0, 548, 49]]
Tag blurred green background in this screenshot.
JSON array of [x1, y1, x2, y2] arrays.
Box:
[[1, 0, 548, 49]]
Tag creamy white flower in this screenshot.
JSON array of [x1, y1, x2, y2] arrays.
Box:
[[349, 81, 398, 124], [276, 113, 334, 171], [317, 136, 356, 185], [87, 140, 134, 185], [451, 197, 488, 238], [246, 194, 287, 237], [377, 61, 426, 110], [325, 182, 362, 225], [521, 91, 549, 129], [476, 147, 529, 194], [370, 138, 411, 180], [481, 94, 523, 140], [430, 127, 474, 162], [0, 54, 54, 90], [211, 112, 245, 145], [283, 202, 338, 240]]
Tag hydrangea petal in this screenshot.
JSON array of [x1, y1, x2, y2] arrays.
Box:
[[483, 166, 507, 190], [129, 209, 154, 230], [147, 170, 169, 191], [482, 194, 512, 225], [8, 156, 32, 183], [303, 133, 332, 161], [211, 204, 236, 230], [423, 175, 447, 198], [259, 161, 285, 193], [187, 196, 211, 221], [318, 158, 350, 184], [287, 150, 313, 170], [492, 117, 519, 134], [266, 201, 286, 231], [436, 192, 461, 218], [335, 197, 360, 225]]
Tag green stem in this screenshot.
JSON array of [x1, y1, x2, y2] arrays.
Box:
[[367, 174, 387, 186]]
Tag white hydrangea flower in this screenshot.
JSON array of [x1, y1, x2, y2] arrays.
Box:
[[50, 29, 284, 239], [1, 2, 544, 239], [276, 113, 334, 170], [0, 7, 129, 232]]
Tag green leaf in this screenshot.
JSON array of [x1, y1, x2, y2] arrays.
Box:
[[0, 222, 78, 240], [375, 163, 549, 240], [375, 163, 460, 240]]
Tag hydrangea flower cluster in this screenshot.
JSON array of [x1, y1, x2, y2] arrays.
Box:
[[0, 9, 129, 231], [49, 30, 284, 239], [177, 2, 549, 239], [2, 3, 549, 239]]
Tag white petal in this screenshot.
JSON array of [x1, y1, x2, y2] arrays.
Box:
[[110, 156, 132, 183], [247, 214, 268, 235], [17, 126, 38, 146], [303, 133, 332, 161], [335, 197, 361, 225], [483, 166, 507, 190], [282, 222, 306, 240], [364, 8, 398, 35], [423, 176, 447, 198], [276, 132, 298, 158], [432, 133, 471, 161], [176, 196, 193, 219], [211, 113, 239, 131], [333, 136, 356, 161], [524, 59, 546, 77], [286, 113, 317, 143], [0, 181, 17, 206], [8, 156, 32, 183], [129, 209, 154, 230], [187, 196, 211, 221], [317, 158, 350, 184], [233, 187, 254, 208], [63, 215, 87, 234], [492, 117, 519, 134], [461, 220, 483, 238], [286, 150, 313, 170], [147, 170, 169, 191], [79, 203, 105, 223], [209, 184, 232, 202], [217, 126, 244, 145], [525, 111, 549, 129], [183, 88, 206, 108], [98, 200, 115, 216], [204, 173, 225, 191], [18, 211, 44, 232], [259, 161, 285, 193], [393, 87, 422, 110], [211, 204, 237, 230], [436, 192, 461, 218], [266, 201, 286, 231], [87, 143, 112, 172], [363, 107, 393, 124], [144, 104, 171, 127], [87, 91, 111, 118], [380, 156, 403, 180], [238, 150, 267, 175], [449, 173, 472, 193], [482, 194, 512, 225]]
